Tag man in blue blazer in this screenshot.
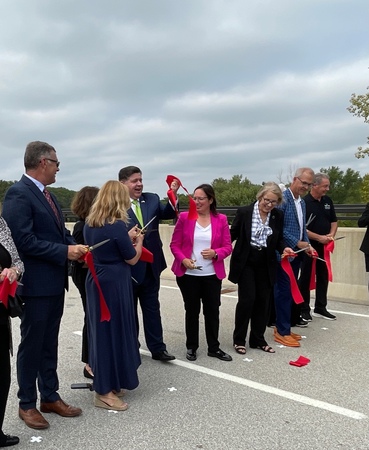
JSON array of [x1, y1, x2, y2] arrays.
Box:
[[273, 168, 315, 347], [2, 141, 87, 430], [119, 166, 178, 361]]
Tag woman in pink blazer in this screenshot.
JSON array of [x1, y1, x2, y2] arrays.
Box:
[[170, 184, 233, 362]]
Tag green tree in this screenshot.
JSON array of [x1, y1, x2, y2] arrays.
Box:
[[347, 87, 369, 159], [360, 173, 369, 202], [212, 175, 261, 206], [320, 166, 362, 203]]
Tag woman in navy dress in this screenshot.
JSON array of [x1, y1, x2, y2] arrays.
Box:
[[84, 181, 143, 411]]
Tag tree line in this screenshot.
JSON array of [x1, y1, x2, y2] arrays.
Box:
[[0, 165, 368, 212]]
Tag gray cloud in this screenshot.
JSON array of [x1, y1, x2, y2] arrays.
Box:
[[0, 0, 367, 198]]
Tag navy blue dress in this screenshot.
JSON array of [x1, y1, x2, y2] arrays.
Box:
[[84, 221, 141, 395]]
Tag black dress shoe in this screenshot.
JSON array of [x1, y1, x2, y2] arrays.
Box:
[[0, 435, 20, 448], [294, 318, 309, 328], [83, 367, 94, 379], [207, 349, 232, 361], [152, 350, 176, 361], [186, 349, 197, 361]]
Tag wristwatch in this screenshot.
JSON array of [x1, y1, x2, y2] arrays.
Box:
[[213, 252, 218, 260]]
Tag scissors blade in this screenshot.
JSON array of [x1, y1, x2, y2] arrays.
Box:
[[334, 236, 345, 241], [293, 246, 310, 254], [139, 215, 157, 233], [88, 239, 110, 251]]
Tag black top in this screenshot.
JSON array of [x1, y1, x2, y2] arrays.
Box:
[[304, 193, 337, 238]]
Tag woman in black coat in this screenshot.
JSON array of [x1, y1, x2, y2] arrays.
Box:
[[358, 202, 369, 285], [229, 182, 294, 355]]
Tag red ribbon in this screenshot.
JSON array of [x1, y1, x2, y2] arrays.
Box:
[[82, 252, 111, 322], [309, 241, 334, 290], [324, 240, 334, 282], [140, 246, 154, 263], [0, 277, 18, 309], [309, 257, 317, 290], [280, 257, 304, 304], [166, 175, 198, 220]]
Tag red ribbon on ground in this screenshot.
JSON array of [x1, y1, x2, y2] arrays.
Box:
[[166, 175, 198, 220], [281, 257, 304, 304], [0, 277, 18, 309], [82, 252, 111, 322]]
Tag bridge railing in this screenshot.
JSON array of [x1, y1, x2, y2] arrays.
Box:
[[62, 204, 367, 224]]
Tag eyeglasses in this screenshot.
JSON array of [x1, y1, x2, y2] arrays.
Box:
[[263, 198, 278, 206], [44, 158, 60, 168], [193, 196, 208, 201], [297, 177, 312, 188]]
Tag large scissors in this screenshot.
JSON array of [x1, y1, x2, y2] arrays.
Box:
[[86, 239, 110, 251]]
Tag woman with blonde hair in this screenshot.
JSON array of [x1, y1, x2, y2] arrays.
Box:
[[84, 180, 143, 411], [229, 182, 294, 355]]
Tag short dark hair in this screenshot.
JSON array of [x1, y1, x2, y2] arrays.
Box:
[[71, 186, 99, 220], [24, 141, 56, 170], [193, 183, 218, 214], [118, 166, 141, 181]]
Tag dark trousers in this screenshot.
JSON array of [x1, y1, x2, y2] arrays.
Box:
[[274, 255, 303, 336], [72, 267, 89, 363], [299, 243, 328, 312], [17, 295, 64, 409], [176, 274, 221, 353], [0, 321, 10, 442], [132, 266, 165, 354], [233, 248, 272, 348]]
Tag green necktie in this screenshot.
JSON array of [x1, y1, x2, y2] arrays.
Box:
[[133, 200, 143, 227]]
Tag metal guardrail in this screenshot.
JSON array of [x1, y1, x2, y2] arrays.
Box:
[[62, 204, 367, 224]]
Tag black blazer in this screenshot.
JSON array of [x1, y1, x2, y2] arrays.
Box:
[[358, 203, 369, 254], [228, 202, 286, 285]]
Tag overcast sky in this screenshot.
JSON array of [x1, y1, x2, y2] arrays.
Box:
[[1, 0, 368, 198]]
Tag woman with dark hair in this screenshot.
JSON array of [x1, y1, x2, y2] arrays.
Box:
[[229, 182, 294, 355], [0, 217, 24, 448], [170, 184, 233, 362], [70, 186, 99, 379]]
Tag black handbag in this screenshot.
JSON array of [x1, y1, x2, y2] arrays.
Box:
[[7, 294, 24, 318]]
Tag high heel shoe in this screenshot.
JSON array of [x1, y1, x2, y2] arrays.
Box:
[[83, 367, 94, 379], [112, 389, 125, 398], [94, 394, 128, 411]]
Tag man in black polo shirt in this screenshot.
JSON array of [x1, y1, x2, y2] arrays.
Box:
[[298, 173, 338, 321]]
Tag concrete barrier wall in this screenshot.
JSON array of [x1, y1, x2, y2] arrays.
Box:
[[66, 223, 369, 306]]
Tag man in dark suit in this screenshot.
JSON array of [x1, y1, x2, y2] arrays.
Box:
[[119, 166, 178, 361], [273, 168, 315, 347], [2, 141, 87, 430]]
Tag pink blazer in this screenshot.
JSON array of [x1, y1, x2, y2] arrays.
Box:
[[170, 212, 232, 280]]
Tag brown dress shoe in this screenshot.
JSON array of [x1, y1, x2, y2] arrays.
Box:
[[19, 407, 50, 429], [40, 399, 82, 417], [274, 328, 302, 341], [274, 331, 300, 347], [290, 331, 302, 340]]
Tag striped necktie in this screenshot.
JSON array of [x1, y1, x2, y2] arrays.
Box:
[[132, 199, 143, 227], [44, 189, 61, 224]]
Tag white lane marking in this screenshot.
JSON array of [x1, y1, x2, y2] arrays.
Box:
[[161, 285, 369, 318], [140, 349, 367, 420]]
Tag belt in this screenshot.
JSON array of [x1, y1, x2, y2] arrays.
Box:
[[250, 244, 265, 251]]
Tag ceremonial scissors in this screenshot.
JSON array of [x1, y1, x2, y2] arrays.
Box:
[[87, 239, 110, 251]]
